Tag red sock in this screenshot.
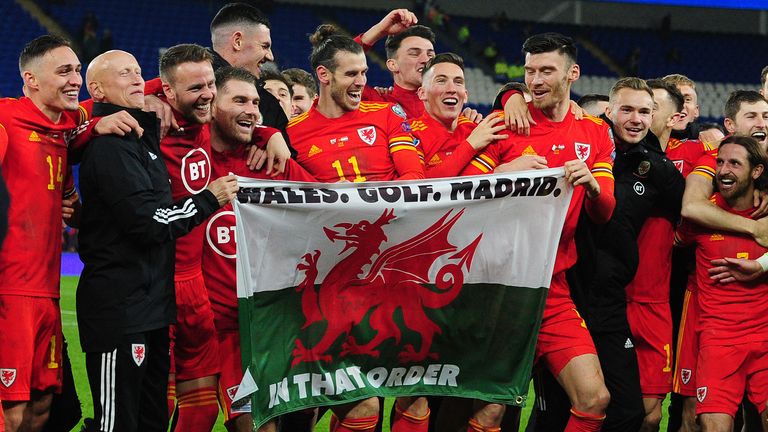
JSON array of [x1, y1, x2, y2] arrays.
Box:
[[167, 382, 176, 418], [332, 414, 379, 432], [466, 417, 501, 432], [392, 403, 430, 432], [174, 386, 219, 432], [565, 408, 606, 432]]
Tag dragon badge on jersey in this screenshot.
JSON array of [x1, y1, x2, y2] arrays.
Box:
[[681, 368, 692, 385], [697, 386, 707, 402], [132, 344, 146, 367], [227, 385, 239, 401], [673, 160, 684, 173], [290, 209, 482, 367], [357, 126, 377, 145], [575, 142, 591, 161], [1, 368, 16, 387]]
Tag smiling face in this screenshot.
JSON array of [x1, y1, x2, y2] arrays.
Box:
[[419, 62, 468, 129], [673, 84, 699, 131], [87, 50, 145, 109], [608, 87, 654, 144], [716, 142, 762, 207], [164, 61, 216, 124], [524, 50, 578, 113], [235, 24, 273, 78], [320, 51, 367, 114], [725, 100, 768, 149], [24, 46, 82, 122], [212, 78, 260, 145], [290, 83, 314, 117], [650, 87, 680, 138], [388, 36, 435, 90]]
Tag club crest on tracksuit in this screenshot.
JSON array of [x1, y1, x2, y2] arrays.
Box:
[[132, 344, 146, 366]]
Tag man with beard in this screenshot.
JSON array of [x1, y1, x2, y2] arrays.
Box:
[[78, 49, 237, 432], [202, 66, 315, 432], [286, 25, 424, 432], [675, 135, 768, 432], [460, 33, 616, 432]]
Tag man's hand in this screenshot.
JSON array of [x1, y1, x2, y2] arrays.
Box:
[[94, 111, 144, 137], [362, 9, 419, 45], [570, 100, 585, 120], [564, 159, 600, 197], [462, 107, 484, 123], [495, 155, 548, 172], [466, 114, 508, 150], [207, 175, 238, 207], [752, 217, 768, 247], [246, 146, 266, 171], [375, 86, 393, 97], [699, 128, 724, 149], [62, 190, 82, 228], [264, 133, 290, 176], [751, 189, 768, 218], [503, 92, 535, 136], [709, 257, 765, 284], [144, 95, 179, 139]]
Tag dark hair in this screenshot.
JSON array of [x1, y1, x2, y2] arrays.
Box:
[[421, 52, 464, 77], [215, 66, 257, 91], [724, 90, 768, 120], [210, 2, 270, 33], [647, 78, 684, 113], [717, 135, 768, 191], [19, 34, 72, 73], [261, 69, 293, 97], [522, 32, 577, 65], [308, 24, 363, 71], [577, 93, 608, 109], [283, 68, 317, 98], [159, 44, 213, 83], [699, 122, 727, 135], [761, 65, 768, 89], [384, 25, 435, 59]]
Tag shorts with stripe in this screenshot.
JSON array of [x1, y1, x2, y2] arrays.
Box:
[[673, 289, 698, 397], [217, 329, 250, 423], [84, 328, 169, 432]]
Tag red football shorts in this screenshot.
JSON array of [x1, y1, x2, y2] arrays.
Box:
[[170, 272, 220, 381], [535, 274, 597, 377], [695, 341, 768, 417], [627, 301, 673, 397], [0, 295, 63, 400], [673, 289, 698, 397], [217, 329, 249, 423]]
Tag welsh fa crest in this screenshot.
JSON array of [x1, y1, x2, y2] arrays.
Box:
[[132, 344, 146, 366], [357, 126, 376, 145], [681, 368, 691, 385], [575, 142, 591, 161], [0, 368, 16, 387], [697, 386, 707, 402]]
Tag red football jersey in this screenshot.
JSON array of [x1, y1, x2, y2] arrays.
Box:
[[203, 139, 315, 330], [626, 137, 709, 302], [361, 85, 424, 119], [287, 102, 424, 182], [675, 194, 768, 346], [159, 105, 213, 278], [461, 108, 615, 279], [0, 97, 87, 297], [410, 113, 478, 179]]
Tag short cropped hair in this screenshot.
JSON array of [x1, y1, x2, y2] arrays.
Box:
[[19, 34, 72, 74], [308, 24, 363, 72], [662, 73, 696, 89], [384, 25, 435, 59], [421, 52, 464, 77], [609, 77, 653, 104], [647, 78, 684, 113], [159, 44, 213, 83], [522, 32, 578, 66], [724, 90, 767, 120], [283, 68, 317, 98], [577, 93, 608, 111], [215, 66, 257, 91], [210, 2, 270, 33]]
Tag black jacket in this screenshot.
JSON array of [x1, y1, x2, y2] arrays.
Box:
[[208, 48, 296, 157], [76, 102, 219, 352], [568, 119, 685, 332]]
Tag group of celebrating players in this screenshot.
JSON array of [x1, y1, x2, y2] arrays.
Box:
[[1, 2, 768, 432]]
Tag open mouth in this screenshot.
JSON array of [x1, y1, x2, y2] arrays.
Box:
[[63, 89, 79, 99], [194, 102, 210, 115], [752, 131, 767, 141], [718, 176, 736, 191], [442, 97, 459, 107], [347, 91, 361, 102]]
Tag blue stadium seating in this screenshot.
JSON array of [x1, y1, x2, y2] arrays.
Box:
[[0, 3, 48, 97]]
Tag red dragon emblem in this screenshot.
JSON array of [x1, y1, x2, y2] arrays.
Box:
[[132, 344, 145, 366], [0, 368, 16, 387], [291, 208, 481, 367]]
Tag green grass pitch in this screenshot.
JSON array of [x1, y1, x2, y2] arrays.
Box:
[[60, 276, 669, 431]]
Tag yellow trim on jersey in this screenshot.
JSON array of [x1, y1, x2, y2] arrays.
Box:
[[389, 136, 414, 144], [592, 162, 613, 170], [358, 102, 390, 112], [78, 105, 89, 123], [592, 171, 614, 179], [470, 160, 492, 173], [478, 153, 496, 167], [390, 144, 418, 154], [582, 114, 604, 125], [691, 166, 715, 180], [672, 288, 692, 392], [287, 111, 310, 127]]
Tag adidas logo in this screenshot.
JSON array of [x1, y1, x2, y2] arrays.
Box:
[[308, 145, 322, 157], [522, 145, 538, 156], [624, 338, 634, 349], [28, 131, 41, 142], [148, 151, 158, 160]]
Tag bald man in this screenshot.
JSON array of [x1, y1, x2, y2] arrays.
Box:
[[77, 50, 236, 432]]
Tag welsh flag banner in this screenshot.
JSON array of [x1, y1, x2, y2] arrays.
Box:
[[233, 169, 572, 427]]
